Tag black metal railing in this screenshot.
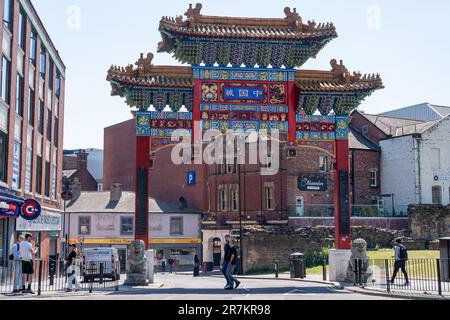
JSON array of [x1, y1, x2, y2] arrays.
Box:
[[0, 259, 121, 296], [352, 258, 450, 296]]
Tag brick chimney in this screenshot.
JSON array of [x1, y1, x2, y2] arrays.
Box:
[[110, 183, 123, 201], [76, 149, 88, 172]]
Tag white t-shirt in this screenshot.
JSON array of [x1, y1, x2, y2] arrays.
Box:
[[19, 241, 33, 261]]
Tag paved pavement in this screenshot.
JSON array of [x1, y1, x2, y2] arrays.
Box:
[[1, 273, 403, 300]]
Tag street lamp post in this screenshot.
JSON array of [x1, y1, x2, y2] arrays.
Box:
[[61, 177, 73, 259], [237, 147, 244, 276]]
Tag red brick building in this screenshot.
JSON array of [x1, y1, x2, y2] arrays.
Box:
[[63, 149, 98, 192], [104, 117, 383, 220], [1, 0, 65, 264]]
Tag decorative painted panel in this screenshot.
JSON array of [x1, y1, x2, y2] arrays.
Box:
[[193, 67, 295, 82], [295, 113, 338, 156]]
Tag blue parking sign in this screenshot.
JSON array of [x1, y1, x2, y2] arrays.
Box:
[[187, 171, 196, 186]]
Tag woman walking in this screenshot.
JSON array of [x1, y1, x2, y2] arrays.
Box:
[[193, 255, 200, 277]]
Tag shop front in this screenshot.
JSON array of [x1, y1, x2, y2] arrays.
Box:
[[1, 187, 39, 267], [16, 209, 62, 262]]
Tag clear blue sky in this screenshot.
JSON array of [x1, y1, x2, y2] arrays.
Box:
[[32, 0, 450, 149]]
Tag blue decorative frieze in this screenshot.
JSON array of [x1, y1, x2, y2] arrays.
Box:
[[296, 114, 336, 123], [200, 104, 289, 113], [296, 132, 336, 141], [193, 66, 295, 82], [202, 120, 289, 132]]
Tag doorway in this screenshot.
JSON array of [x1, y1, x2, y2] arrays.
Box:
[[296, 196, 305, 217], [212, 238, 222, 267]]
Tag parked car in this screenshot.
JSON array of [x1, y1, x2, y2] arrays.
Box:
[[82, 248, 121, 282]]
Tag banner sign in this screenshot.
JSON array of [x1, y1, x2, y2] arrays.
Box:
[[16, 210, 61, 231]]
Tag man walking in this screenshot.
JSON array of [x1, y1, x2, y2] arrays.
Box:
[[222, 235, 231, 287], [225, 239, 241, 290], [19, 233, 38, 294], [390, 238, 410, 286], [10, 235, 24, 294], [65, 244, 81, 292]]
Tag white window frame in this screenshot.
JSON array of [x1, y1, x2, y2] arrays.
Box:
[[369, 169, 378, 188]]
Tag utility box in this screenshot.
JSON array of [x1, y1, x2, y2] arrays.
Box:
[[289, 253, 306, 279], [440, 238, 450, 281]]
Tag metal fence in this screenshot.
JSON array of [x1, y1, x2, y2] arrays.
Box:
[[288, 204, 408, 218], [0, 259, 120, 296], [352, 258, 450, 296]]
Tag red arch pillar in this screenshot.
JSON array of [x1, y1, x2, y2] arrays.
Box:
[[135, 135, 150, 249], [334, 116, 351, 249]]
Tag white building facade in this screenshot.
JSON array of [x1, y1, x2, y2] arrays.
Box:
[[381, 116, 450, 213]]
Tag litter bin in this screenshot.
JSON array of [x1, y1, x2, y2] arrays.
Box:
[[289, 253, 306, 279]]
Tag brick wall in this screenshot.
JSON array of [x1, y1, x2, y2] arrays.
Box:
[[289, 217, 409, 230], [242, 225, 406, 273], [103, 118, 136, 191], [350, 149, 381, 205], [350, 111, 388, 144]]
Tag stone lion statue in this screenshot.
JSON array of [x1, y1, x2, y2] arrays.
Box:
[[124, 240, 148, 286], [345, 238, 372, 283], [127, 240, 147, 273]]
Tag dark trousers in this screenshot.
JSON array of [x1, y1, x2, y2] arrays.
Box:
[[391, 261, 409, 283]]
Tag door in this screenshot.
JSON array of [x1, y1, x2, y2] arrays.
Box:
[[212, 238, 222, 267], [118, 249, 127, 271], [296, 196, 305, 217]]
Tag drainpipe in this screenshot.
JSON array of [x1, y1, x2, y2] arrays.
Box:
[[351, 149, 356, 205], [413, 134, 423, 205]]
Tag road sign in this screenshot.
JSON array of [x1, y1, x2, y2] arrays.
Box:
[[19, 199, 41, 221], [187, 171, 196, 186]]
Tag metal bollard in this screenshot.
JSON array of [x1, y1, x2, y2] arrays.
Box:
[[322, 259, 327, 281], [99, 263, 104, 285], [384, 259, 391, 293], [37, 260, 43, 296], [89, 265, 94, 294], [436, 259, 442, 296]]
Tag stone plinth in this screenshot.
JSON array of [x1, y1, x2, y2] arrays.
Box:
[[329, 249, 352, 282]]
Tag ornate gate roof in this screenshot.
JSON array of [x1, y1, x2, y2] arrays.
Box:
[[158, 3, 337, 68]]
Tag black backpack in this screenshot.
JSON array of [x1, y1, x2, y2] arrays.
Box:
[[398, 244, 408, 261], [8, 243, 19, 261]]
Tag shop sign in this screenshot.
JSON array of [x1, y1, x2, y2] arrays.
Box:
[[16, 210, 61, 231], [298, 175, 327, 192]]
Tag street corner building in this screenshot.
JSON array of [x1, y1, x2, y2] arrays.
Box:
[[64, 185, 202, 272], [1, 0, 65, 265], [105, 4, 383, 272]]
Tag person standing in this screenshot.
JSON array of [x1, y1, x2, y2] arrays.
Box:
[[193, 255, 200, 277], [222, 235, 231, 287], [225, 239, 241, 290], [390, 238, 410, 286], [9, 235, 25, 294], [65, 244, 81, 292], [161, 258, 166, 273], [19, 233, 38, 294], [168, 256, 174, 273]]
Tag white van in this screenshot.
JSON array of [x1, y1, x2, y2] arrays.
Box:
[[82, 248, 121, 282]]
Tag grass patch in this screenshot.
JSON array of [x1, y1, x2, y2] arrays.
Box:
[[367, 250, 439, 260], [305, 250, 439, 275]]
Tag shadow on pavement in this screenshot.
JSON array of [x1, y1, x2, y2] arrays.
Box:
[[109, 285, 349, 296]]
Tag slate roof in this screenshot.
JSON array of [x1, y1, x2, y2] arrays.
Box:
[[348, 128, 380, 151], [379, 103, 450, 122], [65, 191, 201, 214]]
